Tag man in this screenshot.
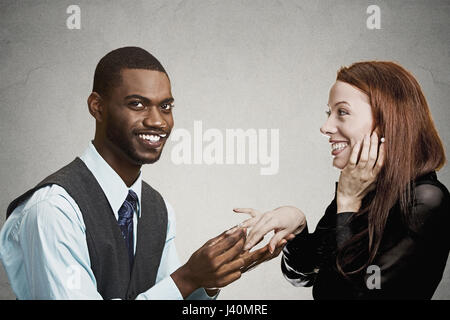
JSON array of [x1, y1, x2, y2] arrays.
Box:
[[0, 47, 280, 300]]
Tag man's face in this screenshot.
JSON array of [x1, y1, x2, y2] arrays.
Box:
[[102, 68, 174, 165]]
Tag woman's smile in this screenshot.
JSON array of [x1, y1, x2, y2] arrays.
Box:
[[330, 141, 349, 156]]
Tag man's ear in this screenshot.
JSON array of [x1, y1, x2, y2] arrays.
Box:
[[87, 92, 104, 122]]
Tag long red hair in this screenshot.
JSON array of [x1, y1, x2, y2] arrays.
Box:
[[335, 61, 446, 276]]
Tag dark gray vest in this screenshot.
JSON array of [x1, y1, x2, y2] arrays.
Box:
[[6, 157, 168, 300]]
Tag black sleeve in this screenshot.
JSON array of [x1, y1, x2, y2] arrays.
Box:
[[281, 223, 319, 287], [281, 198, 354, 287], [354, 183, 450, 299]]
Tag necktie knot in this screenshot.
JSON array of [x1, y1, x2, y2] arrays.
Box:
[[118, 190, 138, 224]]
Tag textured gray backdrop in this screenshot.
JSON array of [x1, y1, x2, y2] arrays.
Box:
[[0, 0, 449, 299]]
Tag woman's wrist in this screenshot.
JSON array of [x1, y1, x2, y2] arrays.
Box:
[[279, 206, 307, 234], [336, 195, 361, 213]]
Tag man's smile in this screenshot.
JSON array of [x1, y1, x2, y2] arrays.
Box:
[[135, 131, 168, 149]]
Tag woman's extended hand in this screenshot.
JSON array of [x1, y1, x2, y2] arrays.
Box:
[[337, 131, 385, 213], [233, 206, 307, 253]]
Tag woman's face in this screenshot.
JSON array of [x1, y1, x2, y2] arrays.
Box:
[[321, 81, 374, 169]]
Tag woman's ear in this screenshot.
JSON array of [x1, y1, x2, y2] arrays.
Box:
[[87, 92, 104, 122]]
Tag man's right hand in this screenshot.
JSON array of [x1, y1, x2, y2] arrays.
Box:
[[171, 227, 247, 298]]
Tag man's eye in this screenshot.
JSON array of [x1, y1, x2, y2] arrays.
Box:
[[161, 103, 174, 111], [129, 101, 144, 109]]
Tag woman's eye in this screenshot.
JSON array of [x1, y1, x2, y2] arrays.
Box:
[[338, 109, 349, 116], [325, 110, 331, 117]]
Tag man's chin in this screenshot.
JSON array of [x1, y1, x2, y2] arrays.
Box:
[[133, 151, 163, 165]]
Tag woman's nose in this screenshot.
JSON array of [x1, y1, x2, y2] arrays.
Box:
[[320, 117, 337, 135]]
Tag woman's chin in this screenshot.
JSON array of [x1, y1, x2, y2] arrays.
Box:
[[332, 158, 347, 170]]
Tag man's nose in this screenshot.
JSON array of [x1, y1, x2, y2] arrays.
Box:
[[143, 106, 167, 129], [320, 116, 337, 136]]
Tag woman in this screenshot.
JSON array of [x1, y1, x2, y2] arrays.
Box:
[[235, 61, 450, 299]]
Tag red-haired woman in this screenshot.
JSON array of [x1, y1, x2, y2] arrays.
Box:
[[235, 61, 450, 299]]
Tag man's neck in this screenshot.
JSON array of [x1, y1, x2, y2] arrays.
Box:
[[92, 139, 141, 188]]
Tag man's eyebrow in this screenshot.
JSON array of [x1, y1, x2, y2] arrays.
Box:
[[161, 97, 175, 104], [124, 94, 151, 104], [124, 95, 174, 105]]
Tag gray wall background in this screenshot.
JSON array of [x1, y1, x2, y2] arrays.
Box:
[[0, 0, 449, 299]]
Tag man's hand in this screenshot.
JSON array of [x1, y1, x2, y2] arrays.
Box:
[[239, 238, 291, 273], [171, 227, 247, 298]]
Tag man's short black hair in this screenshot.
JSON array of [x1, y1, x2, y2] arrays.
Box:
[[93, 46, 168, 98]]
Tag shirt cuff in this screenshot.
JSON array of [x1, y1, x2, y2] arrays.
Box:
[[135, 276, 183, 300], [187, 288, 220, 300], [285, 223, 310, 249]]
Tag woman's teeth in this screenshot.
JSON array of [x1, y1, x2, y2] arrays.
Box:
[[332, 142, 348, 151], [138, 133, 166, 142]]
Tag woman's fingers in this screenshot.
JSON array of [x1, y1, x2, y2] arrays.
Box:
[[239, 217, 258, 229], [373, 138, 385, 174], [233, 208, 260, 218], [240, 239, 287, 273], [286, 233, 296, 241], [268, 230, 290, 253], [348, 139, 361, 167], [367, 132, 379, 169], [357, 133, 371, 168], [243, 214, 276, 250]]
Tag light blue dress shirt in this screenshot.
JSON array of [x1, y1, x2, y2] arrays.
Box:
[[0, 142, 214, 300]]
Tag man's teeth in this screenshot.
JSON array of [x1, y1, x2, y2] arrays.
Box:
[[138, 133, 166, 142], [332, 142, 348, 151]]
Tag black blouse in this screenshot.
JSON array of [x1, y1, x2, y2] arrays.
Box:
[[281, 171, 450, 299]]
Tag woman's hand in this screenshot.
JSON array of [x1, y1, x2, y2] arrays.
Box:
[[233, 206, 307, 253], [238, 239, 287, 273], [337, 131, 385, 213]]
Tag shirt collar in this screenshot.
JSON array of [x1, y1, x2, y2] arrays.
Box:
[[80, 141, 142, 219]]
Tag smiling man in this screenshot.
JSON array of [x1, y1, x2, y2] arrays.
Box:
[[0, 47, 270, 300]]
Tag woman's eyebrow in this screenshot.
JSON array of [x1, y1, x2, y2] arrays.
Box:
[[328, 101, 350, 108]]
